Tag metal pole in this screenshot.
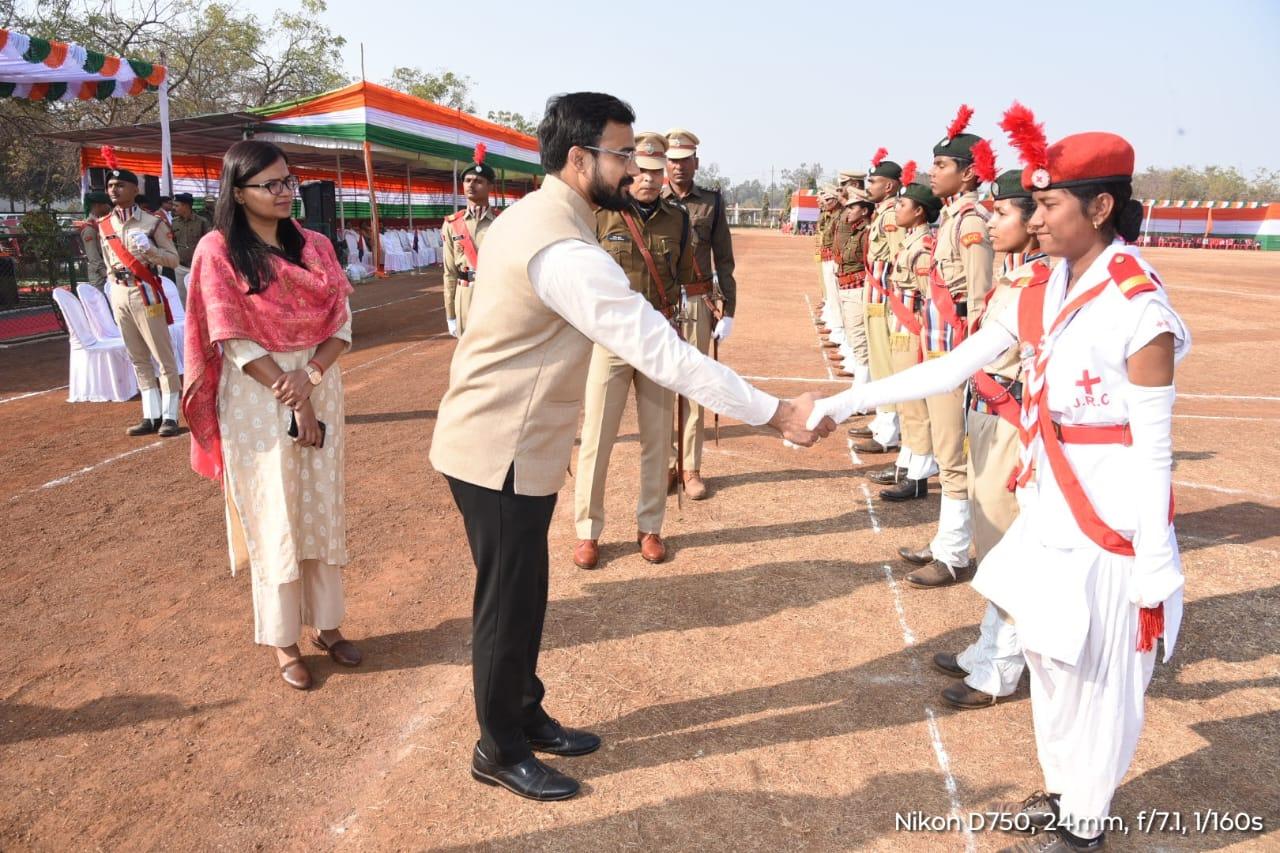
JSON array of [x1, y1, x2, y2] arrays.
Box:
[[336, 154, 345, 231], [452, 161, 459, 214]]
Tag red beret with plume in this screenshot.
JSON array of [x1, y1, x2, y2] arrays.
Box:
[[101, 145, 120, 170], [473, 142, 486, 165], [945, 105, 974, 141], [871, 147, 888, 168], [999, 102, 1047, 175], [900, 160, 917, 187]]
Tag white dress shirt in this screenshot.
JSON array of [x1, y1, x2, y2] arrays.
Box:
[[529, 239, 778, 426]]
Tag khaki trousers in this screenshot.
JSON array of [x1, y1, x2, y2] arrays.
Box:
[[251, 559, 345, 647], [923, 350, 968, 499], [455, 283, 474, 335], [837, 286, 869, 366], [109, 281, 180, 394], [673, 296, 713, 473], [966, 408, 1021, 562], [890, 332, 931, 456], [577, 345, 674, 538], [864, 302, 894, 388]]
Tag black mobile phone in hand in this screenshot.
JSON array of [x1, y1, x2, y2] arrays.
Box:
[[288, 411, 327, 448]]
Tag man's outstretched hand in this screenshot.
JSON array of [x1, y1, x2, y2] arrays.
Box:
[[769, 392, 836, 447]]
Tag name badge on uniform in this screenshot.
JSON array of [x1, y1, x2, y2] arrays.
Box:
[[604, 234, 629, 242]]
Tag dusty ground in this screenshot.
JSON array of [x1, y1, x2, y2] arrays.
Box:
[[0, 236, 1276, 852]]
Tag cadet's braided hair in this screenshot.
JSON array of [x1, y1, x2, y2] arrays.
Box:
[[538, 93, 636, 173]]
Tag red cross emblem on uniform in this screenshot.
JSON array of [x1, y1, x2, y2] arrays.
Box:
[[1076, 371, 1102, 395]]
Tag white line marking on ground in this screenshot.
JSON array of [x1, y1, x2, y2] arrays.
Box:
[[0, 385, 68, 405], [352, 295, 442, 314], [880, 564, 915, 647], [803, 294, 835, 381], [859, 483, 881, 533], [1179, 393, 1280, 402], [346, 332, 449, 374], [1174, 479, 1280, 502], [1175, 414, 1278, 423], [37, 441, 166, 491], [846, 437, 862, 467], [926, 706, 978, 853]]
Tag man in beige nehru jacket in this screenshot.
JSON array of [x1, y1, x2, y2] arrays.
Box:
[[661, 127, 736, 500], [573, 132, 693, 570], [430, 93, 833, 803]]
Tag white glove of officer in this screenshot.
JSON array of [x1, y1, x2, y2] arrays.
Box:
[[447, 318, 459, 338], [806, 385, 870, 430], [713, 316, 734, 342]]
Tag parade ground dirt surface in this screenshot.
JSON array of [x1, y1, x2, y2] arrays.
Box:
[[1, 233, 1277, 852]]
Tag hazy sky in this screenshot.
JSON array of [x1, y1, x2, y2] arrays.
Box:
[[250, 0, 1278, 184]]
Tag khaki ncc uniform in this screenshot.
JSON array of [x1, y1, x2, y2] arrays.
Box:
[[575, 197, 693, 538], [170, 212, 210, 302], [102, 205, 181, 397], [865, 198, 904, 384], [80, 218, 108, 288], [888, 225, 934, 462], [442, 206, 497, 335]]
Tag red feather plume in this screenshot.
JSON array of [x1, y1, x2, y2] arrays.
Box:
[[101, 145, 119, 170], [999, 101, 1047, 171], [945, 104, 974, 141], [473, 142, 486, 165], [971, 139, 997, 184], [900, 160, 917, 187], [871, 147, 888, 168]]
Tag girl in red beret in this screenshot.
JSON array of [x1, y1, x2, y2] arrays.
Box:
[[810, 106, 1190, 852]]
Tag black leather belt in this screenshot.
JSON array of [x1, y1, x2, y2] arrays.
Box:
[[969, 374, 1022, 411], [458, 270, 476, 283]]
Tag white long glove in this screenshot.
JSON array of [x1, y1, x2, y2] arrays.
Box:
[[447, 318, 459, 338], [713, 316, 734, 342], [806, 323, 1013, 429], [1126, 382, 1184, 607]]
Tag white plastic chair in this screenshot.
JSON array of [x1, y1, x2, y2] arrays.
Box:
[[160, 277, 186, 374], [416, 230, 437, 265], [379, 232, 412, 273], [51, 287, 139, 403], [341, 230, 372, 280], [76, 283, 121, 342]]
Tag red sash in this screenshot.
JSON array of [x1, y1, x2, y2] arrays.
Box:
[[974, 265, 1049, 429], [447, 212, 480, 270], [927, 203, 984, 343], [99, 213, 172, 324]]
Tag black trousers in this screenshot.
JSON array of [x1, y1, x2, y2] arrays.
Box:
[[446, 468, 556, 764]]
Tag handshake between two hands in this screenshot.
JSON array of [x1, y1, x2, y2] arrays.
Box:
[[769, 388, 871, 448]]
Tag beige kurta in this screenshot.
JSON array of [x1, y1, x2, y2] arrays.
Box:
[[218, 303, 352, 589]]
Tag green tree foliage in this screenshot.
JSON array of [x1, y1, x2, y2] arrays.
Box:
[[486, 110, 538, 135], [384, 67, 474, 112], [1132, 165, 1279, 202]]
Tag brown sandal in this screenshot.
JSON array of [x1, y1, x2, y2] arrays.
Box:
[[312, 633, 363, 667], [279, 658, 312, 690]]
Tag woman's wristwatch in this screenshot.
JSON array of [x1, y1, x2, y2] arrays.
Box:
[[305, 360, 324, 386]]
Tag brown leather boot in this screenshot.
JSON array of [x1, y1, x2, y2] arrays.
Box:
[[573, 539, 599, 570], [637, 532, 667, 563], [905, 559, 976, 589], [941, 680, 1006, 710], [682, 470, 708, 500]]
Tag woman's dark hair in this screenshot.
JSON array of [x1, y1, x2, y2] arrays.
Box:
[[214, 139, 305, 293], [1009, 195, 1037, 225], [1066, 179, 1143, 243], [537, 92, 636, 173]]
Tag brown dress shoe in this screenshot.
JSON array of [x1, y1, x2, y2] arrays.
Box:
[[905, 559, 976, 589], [821, 340, 840, 349], [853, 438, 898, 454], [835, 369, 855, 378], [682, 471, 708, 500], [941, 679, 1006, 709], [573, 539, 600, 570], [898, 545, 934, 566], [312, 633, 363, 667], [279, 658, 312, 690], [847, 425, 874, 438], [932, 652, 967, 677], [637, 532, 667, 563]]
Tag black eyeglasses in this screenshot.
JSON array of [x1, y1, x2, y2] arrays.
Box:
[[582, 146, 637, 165], [238, 175, 300, 196]]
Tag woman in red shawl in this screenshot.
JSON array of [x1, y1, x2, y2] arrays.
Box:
[[183, 140, 360, 691]]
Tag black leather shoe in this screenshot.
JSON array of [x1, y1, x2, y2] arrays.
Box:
[[941, 680, 1007, 710], [867, 465, 903, 486], [879, 477, 928, 501], [126, 418, 160, 436], [526, 718, 602, 757], [932, 652, 967, 677], [470, 744, 580, 801], [986, 790, 1059, 836], [898, 546, 934, 566], [906, 560, 976, 589], [157, 418, 180, 437], [847, 425, 874, 439]]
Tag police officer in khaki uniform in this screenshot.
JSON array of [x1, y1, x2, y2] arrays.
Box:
[[815, 186, 844, 347], [170, 192, 210, 303], [898, 109, 996, 588], [855, 152, 906, 460], [830, 187, 875, 379], [661, 128, 736, 500], [80, 190, 112, 288], [101, 162, 182, 437], [573, 133, 694, 570], [442, 146, 498, 337], [880, 173, 941, 503]]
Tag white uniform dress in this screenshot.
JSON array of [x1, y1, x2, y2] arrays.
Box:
[[218, 302, 353, 647], [975, 242, 1190, 836]]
